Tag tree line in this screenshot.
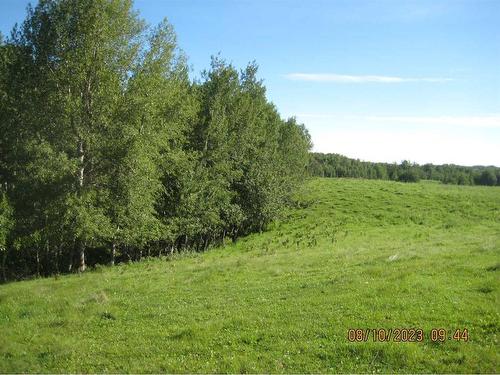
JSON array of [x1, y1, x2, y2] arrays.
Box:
[[309, 153, 500, 186], [0, 0, 311, 281]]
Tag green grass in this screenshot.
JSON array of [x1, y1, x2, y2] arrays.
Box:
[[1, 178, 499, 373]]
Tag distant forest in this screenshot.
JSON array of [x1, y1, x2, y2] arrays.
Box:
[[0, 0, 311, 281], [309, 153, 500, 186]]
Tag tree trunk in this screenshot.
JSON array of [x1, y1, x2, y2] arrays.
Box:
[[68, 250, 73, 272], [78, 242, 86, 272], [76, 138, 86, 273], [55, 246, 60, 274], [1, 251, 6, 283], [45, 239, 50, 276], [232, 227, 238, 243], [36, 248, 40, 277], [78, 140, 84, 188], [111, 242, 116, 266]]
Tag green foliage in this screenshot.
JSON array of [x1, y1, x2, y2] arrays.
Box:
[[0, 193, 13, 250], [310, 153, 500, 186], [397, 162, 420, 183], [0, 1, 311, 278], [0, 178, 498, 372], [475, 169, 497, 186], [0, 192, 13, 281]]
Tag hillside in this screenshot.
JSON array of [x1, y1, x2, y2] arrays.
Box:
[[0, 178, 499, 373]]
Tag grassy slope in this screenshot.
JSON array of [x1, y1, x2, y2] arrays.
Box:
[[0, 178, 499, 373]]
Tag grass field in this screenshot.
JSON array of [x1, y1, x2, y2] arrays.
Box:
[[0, 178, 499, 373]]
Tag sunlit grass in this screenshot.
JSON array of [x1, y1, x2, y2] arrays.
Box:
[[1, 178, 499, 373]]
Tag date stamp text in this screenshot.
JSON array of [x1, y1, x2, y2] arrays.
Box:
[[347, 328, 469, 342]]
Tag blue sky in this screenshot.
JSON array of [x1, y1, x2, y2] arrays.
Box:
[[1, 0, 499, 166]]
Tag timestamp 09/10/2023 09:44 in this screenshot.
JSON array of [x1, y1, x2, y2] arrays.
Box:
[[347, 328, 469, 343]]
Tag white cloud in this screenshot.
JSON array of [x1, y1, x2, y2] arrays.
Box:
[[364, 115, 500, 128], [286, 113, 500, 165], [285, 73, 452, 83], [311, 129, 500, 166], [292, 113, 500, 129]]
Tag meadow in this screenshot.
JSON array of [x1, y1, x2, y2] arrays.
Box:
[[0, 178, 499, 373]]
